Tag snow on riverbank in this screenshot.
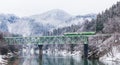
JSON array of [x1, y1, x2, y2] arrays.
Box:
[[99, 46, 120, 65], [0, 55, 7, 65], [43, 49, 82, 63], [43, 49, 82, 57]]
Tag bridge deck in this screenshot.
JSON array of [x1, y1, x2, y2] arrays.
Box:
[[4, 35, 89, 45], [4, 32, 96, 45]]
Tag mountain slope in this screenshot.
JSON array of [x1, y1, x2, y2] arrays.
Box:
[[30, 9, 71, 28], [94, 1, 120, 33], [0, 9, 96, 36]]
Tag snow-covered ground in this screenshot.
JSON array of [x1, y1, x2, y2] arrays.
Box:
[[43, 49, 81, 57], [99, 46, 120, 65], [0, 55, 8, 65]]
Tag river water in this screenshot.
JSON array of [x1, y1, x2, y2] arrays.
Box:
[[6, 53, 115, 65], [5, 44, 119, 65]]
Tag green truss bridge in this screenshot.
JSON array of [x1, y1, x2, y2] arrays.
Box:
[[3, 32, 96, 58], [4, 32, 95, 45]]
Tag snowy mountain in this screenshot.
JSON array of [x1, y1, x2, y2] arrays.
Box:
[[30, 9, 96, 28], [0, 9, 96, 36], [31, 9, 71, 21], [29, 9, 72, 28]]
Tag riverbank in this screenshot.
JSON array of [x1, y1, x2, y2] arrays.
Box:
[[99, 46, 120, 64], [43, 49, 81, 57], [0, 55, 8, 65], [1, 46, 120, 65]]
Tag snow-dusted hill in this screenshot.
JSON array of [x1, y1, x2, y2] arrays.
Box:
[[30, 9, 72, 28], [0, 9, 96, 36]]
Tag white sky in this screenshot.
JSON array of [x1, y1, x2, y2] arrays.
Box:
[[0, 0, 119, 17]]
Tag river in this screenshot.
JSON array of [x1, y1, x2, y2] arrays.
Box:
[[3, 44, 119, 65], [6, 53, 117, 65]]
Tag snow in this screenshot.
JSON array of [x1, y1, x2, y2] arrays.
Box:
[[43, 49, 81, 57], [0, 21, 2, 24], [0, 55, 7, 65], [7, 20, 31, 36], [30, 9, 72, 28], [99, 46, 120, 65], [29, 9, 94, 30], [31, 9, 71, 21], [0, 9, 95, 36]]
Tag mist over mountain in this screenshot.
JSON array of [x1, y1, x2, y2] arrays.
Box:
[[0, 9, 96, 36]]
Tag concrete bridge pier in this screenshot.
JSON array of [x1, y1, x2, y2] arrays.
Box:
[[38, 45, 43, 65], [84, 37, 88, 59], [38, 45, 43, 58], [70, 44, 74, 54], [84, 44, 88, 58]]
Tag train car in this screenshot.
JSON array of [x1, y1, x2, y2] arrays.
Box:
[[64, 32, 96, 36]]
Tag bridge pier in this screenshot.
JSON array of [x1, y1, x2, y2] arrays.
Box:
[[70, 44, 74, 54], [38, 45, 43, 58], [83, 37, 88, 58], [84, 44, 88, 58], [38, 45, 43, 65]]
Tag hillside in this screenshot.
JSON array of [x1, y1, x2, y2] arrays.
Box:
[[0, 31, 20, 55], [44, 1, 120, 61], [55, 1, 120, 34], [95, 1, 120, 33], [0, 9, 96, 36]]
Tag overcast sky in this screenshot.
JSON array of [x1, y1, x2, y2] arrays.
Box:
[[0, 0, 119, 17]]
